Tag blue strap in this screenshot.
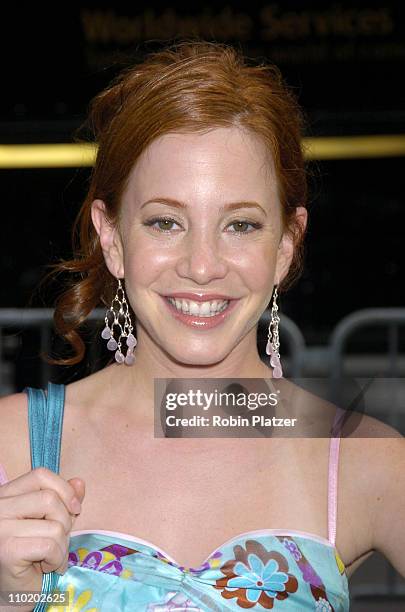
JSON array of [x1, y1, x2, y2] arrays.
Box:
[[27, 388, 46, 471], [24, 382, 66, 612]]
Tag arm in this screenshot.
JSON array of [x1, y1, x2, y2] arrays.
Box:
[[369, 436, 405, 578], [0, 393, 35, 611], [0, 392, 31, 483]]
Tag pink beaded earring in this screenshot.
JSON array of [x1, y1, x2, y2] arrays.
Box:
[[266, 285, 283, 378], [101, 279, 137, 365]]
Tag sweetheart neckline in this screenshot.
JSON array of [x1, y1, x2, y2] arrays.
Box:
[[70, 527, 348, 579]]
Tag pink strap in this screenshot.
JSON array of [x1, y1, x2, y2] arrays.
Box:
[[0, 462, 9, 486], [327, 407, 345, 546], [327, 437, 340, 546]]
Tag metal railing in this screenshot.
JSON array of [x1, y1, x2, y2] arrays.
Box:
[[0, 308, 307, 391], [329, 308, 405, 379], [1, 306, 404, 385], [0, 308, 107, 392]]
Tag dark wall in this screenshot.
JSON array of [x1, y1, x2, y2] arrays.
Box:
[[1, 2, 404, 345], [2, 2, 405, 125]]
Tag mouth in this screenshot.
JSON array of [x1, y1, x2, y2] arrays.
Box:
[[160, 295, 240, 329]]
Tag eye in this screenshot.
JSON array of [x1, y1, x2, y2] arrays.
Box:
[[143, 216, 263, 235], [227, 220, 262, 234], [144, 217, 181, 233]]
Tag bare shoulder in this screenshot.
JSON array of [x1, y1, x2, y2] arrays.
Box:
[[62, 363, 120, 419], [339, 412, 403, 518], [339, 414, 404, 497], [339, 414, 405, 577], [347, 415, 405, 508], [366, 433, 405, 577], [0, 365, 118, 485], [61, 364, 136, 447], [340, 406, 403, 439], [0, 391, 31, 481]]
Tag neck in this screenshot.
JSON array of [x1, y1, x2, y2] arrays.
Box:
[[104, 324, 273, 428]]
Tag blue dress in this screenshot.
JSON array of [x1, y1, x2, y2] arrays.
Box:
[[25, 382, 350, 611]]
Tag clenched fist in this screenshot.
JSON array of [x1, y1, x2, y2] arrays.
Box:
[[0, 467, 85, 611]]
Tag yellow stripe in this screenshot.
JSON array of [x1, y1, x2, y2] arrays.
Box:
[[0, 143, 97, 168], [302, 135, 405, 160], [0, 135, 405, 168]]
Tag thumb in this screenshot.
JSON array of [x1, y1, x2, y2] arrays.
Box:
[[68, 477, 86, 503]]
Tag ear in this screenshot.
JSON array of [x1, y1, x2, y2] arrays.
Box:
[[274, 206, 307, 285], [91, 199, 125, 279]]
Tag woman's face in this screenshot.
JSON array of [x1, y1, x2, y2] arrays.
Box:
[[92, 126, 305, 366]]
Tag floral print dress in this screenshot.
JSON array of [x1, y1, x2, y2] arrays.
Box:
[[20, 383, 349, 611]]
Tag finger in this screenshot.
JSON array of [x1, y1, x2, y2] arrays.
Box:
[[0, 518, 70, 543], [0, 489, 74, 534], [68, 477, 86, 504], [0, 535, 66, 576], [0, 468, 81, 515], [55, 549, 70, 576]]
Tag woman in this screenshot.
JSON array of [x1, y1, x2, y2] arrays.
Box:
[[0, 39, 404, 612]]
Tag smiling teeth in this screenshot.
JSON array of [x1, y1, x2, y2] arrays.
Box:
[[167, 298, 229, 316]]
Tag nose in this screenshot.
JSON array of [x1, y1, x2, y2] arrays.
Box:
[[175, 230, 228, 285]]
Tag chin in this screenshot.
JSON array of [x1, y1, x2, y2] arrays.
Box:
[[168, 348, 228, 367]]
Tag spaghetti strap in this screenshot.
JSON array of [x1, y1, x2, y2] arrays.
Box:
[[25, 382, 65, 473], [0, 462, 8, 485], [41, 383, 65, 474], [26, 387, 46, 471], [327, 406, 345, 546], [24, 381, 66, 612]]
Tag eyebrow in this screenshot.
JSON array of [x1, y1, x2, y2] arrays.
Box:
[[140, 197, 267, 215]]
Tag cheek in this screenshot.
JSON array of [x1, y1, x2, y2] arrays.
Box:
[[230, 243, 277, 292], [123, 234, 278, 291], [123, 239, 170, 282]]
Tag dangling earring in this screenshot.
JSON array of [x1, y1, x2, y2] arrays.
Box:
[[266, 285, 283, 378], [101, 278, 137, 365]]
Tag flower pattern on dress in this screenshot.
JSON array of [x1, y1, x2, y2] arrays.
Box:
[[334, 550, 346, 576], [228, 555, 289, 599], [154, 549, 223, 574], [301, 563, 323, 587], [146, 590, 201, 610], [214, 539, 298, 609], [45, 583, 98, 612], [278, 536, 335, 611], [282, 538, 302, 562], [315, 597, 333, 611], [57, 535, 346, 610], [68, 542, 138, 579]]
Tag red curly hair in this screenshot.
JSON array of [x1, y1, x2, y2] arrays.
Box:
[[40, 39, 308, 366]]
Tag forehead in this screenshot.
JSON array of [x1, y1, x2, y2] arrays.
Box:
[[123, 126, 277, 203]]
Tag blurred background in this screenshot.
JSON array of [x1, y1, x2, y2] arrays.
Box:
[[1, 2, 404, 608]]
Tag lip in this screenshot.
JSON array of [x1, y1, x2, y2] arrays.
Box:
[[162, 292, 236, 302], [161, 295, 240, 329]]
